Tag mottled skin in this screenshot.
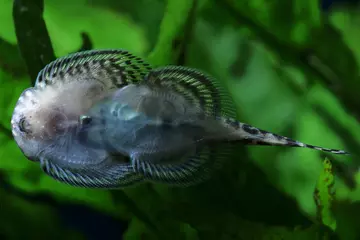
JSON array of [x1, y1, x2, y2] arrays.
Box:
[[11, 50, 350, 189]]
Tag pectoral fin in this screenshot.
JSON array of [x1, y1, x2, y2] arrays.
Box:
[[40, 157, 144, 189], [130, 144, 231, 186]]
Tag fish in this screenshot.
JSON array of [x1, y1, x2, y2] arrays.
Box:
[[78, 65, 350, 186], [11, 49, 153, 188]]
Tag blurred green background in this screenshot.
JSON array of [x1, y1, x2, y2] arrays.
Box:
[[1, 0, 360, 239]]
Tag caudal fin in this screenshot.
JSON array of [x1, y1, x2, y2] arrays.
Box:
[[221, 117, 350, 155]]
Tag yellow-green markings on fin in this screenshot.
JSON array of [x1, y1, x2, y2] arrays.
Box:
[[314, 158, 336, 231], [35, 49, 153, 88], [133, 143, 233, 186], [135, 66, 238, 185], [40, 157, 144, 189], [144, 65, 237, 119]]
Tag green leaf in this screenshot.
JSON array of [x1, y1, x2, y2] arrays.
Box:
[[147, 0, 195, 66], [0, 187, 85, 239], [13, 0, 56, 83], [220, 0, 360, 121], [0, 37, 27, 77], [123, 217, 158, 240], [314, 158, 337, 231], [43, 0, 149, 58]]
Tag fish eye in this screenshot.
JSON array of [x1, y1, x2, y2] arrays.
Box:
[[79, 115, 92, 126], [18, 117, 30, 133]]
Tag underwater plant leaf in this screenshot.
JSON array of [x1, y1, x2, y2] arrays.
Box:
[[0, 121, 12, 139], [329, 8, 360, 69], [219, 0, 360, 121], [110, 188, 163, 237], [123, 216, 199, 240], [0, 37, 27, 78], [174, 212, 321, 240], [0, 186, 86, 239], [332, 201, 360, 240], [84, 0, 166, 50], [314, 158, 337, 231], [13, 0, 56, 84], [123, 217, 158, 240], [122, 184, 196, 240], [148, 157, 327, 239], [175, 0, 199, 66], [76, 32, 93, 52], [147, 0, 196, 66], [43, 0, 148, 58]]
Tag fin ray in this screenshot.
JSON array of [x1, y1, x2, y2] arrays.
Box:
[[132, 144, 235, 186], [35, 49, 152, 88], [40, 157, 144, 188], [144, 66, 237, 119]]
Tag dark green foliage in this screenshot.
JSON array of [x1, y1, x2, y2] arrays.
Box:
[[13, 0, 56, 83]]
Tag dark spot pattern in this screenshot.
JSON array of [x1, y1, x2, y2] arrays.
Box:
[[144, 66, 237, 119], [224, 117, 240, 129], [80, 116, 92, 126], [40, 158, 143, 188], [161, 118, 174, 129], [35, 49, 153, 89], [241, 124, 260, 135]]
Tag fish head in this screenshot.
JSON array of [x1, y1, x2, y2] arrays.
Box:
[[12, 87, 55, 161], [11, 80, 111, 164]]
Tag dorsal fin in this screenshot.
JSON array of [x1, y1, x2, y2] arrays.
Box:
[[144, 65, 237, 119], [130, 66, 239, 185], [35, 49, 152, 89]]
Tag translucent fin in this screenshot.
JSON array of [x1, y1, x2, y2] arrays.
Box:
[[98, 65, 242, 186], [35, 49, 152, 88], [144, 65, 237, 119], [131, 144, 234, 186], [40, 157, 144, 189], [222, 117, 350, 155]]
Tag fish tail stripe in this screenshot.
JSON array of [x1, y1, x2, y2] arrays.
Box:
[[220, 116, 350, 155], [302, 145, 350, 155]]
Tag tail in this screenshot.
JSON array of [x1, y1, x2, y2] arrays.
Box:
[[221, 117, 350, 155]]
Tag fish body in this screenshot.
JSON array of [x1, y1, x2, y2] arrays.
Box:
[[79, 66, 350, 186], [11, 50, 350, 189], [77, 65, 240, 185], [11, 49, 152, 188]]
